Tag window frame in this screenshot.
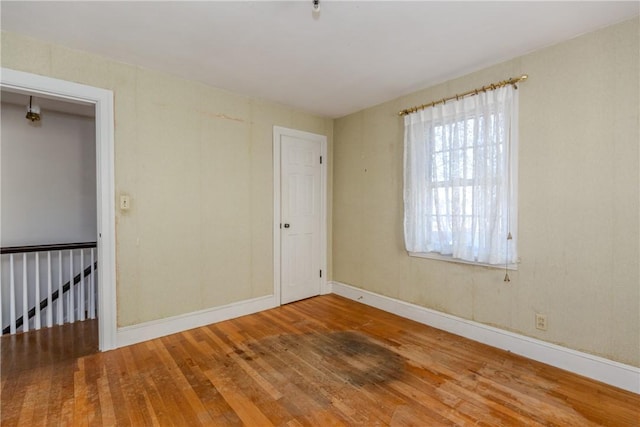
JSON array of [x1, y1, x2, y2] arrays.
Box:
[[403, 86, 519, 268]]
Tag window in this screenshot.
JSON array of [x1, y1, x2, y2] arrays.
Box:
[[403, 85, 518, 266]]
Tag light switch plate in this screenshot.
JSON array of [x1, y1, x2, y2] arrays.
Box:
[[120, 195, 131, 210]]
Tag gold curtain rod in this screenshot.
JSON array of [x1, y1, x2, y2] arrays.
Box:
[[398, 74, 528, 116]]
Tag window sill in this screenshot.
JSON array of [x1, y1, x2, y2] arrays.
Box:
[[408, 251, 519, 271]]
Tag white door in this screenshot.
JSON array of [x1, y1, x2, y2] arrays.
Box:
[[280, 134, 322, 304]]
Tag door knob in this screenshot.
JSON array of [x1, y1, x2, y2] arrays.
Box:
[[284, 223, 290, 228]]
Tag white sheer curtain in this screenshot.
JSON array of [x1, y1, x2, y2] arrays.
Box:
[[403, 85, 518, 265]]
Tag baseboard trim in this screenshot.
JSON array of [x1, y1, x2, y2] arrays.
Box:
[[116, 295, 278, 348], [330, 281, 640, 394]]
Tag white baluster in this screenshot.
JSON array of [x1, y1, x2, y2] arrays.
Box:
[[34, 253, 41, 330], [89, 248, 95, 319], [22, 253, 28, 332], [9, 255, 16, 334], [47, 252, 53, 327], [69, 250, 74, 323], [57, 251, 63, 325], [79, 249, 85, 321]]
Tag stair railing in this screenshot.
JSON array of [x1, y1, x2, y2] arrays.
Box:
[[0, 242, 97, 335]]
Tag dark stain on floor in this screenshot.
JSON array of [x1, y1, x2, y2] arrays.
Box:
[[321, 331, 405, 386], [245, 330, 405, 388]]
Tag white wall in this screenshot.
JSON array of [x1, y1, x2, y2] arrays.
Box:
[[1, 102, 96, 246]]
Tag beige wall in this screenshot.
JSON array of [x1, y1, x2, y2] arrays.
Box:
[[1, 31, 333, 327], [333, 18, 639, 366]]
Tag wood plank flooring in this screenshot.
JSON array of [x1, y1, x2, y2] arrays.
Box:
[[1, 294, 638, 426]]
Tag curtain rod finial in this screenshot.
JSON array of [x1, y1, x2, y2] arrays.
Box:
[[521, 74, 528, 81]]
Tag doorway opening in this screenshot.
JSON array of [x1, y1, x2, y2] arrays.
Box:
[[1, 91, 98, 342], [0, 68, 116, 351]]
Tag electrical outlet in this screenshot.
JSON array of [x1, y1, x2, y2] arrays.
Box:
[[535, 313, 548, 331]]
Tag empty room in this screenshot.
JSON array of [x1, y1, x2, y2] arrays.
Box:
[[1, 1, 638, 425]]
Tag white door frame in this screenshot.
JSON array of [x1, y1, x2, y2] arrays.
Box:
[[273, 126, 328, 304], [1, 68, 117, 351]]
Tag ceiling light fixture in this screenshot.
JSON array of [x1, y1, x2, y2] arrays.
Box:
[[25, 96, 41, 122], [312, 0, 320, 13]]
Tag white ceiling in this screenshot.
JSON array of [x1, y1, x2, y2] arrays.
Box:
[[1, 1, 638, 118]]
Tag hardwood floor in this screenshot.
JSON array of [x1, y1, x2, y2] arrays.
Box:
[[1, 295, 638, 426]]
